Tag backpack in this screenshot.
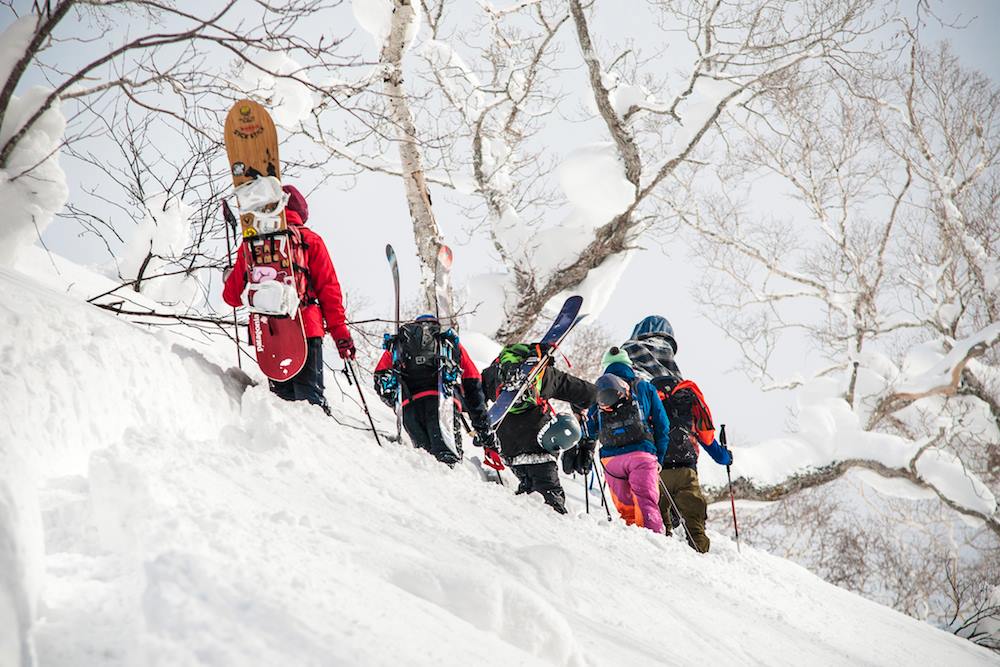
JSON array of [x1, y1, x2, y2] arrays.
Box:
[[245, 224, 316, 312], [286, 225, 315, 307], [396, 320, 442, 385], [656, 377, 715, 467], [495, 343, 548, 416], [597, 378, 653, 447]]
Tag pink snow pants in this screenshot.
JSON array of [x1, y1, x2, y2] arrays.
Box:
[[601, 451, 664, 533]]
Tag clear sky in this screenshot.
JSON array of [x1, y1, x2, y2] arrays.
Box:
[[16, 0, 1000, 444]]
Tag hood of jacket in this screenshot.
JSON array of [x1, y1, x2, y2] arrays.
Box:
[[602, 361, 636, 381], [630, 315, 677, 353]]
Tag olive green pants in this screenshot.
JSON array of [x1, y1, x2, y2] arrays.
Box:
[[658, 467, 710, 553]]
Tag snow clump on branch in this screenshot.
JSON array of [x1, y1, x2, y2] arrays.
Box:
[[119, 193, 203, 313], [234, 52, 314, 129], [353, 0, 422, 52], [557, 142, 634, 227], [0, 19, 69, 267]]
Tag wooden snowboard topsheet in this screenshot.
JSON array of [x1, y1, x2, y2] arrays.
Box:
[[224, 99, 285, 237]]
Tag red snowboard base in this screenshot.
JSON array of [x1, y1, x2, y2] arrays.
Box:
[[249, 312, 307, 381]]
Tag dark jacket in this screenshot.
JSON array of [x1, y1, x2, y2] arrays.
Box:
[[585, 362, 670, 463], [625, 322, 730, 469], [622, 333, 681, 383], [482, 363, 595, 460]]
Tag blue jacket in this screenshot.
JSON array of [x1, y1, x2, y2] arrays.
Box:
[[586, 362, 670, 463], [702, 439, 733, 466]]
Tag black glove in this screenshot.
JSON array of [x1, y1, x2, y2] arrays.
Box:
[[575, 438, 595, 475], [473, 429, 496, 450], [561, 445, 579, 475]]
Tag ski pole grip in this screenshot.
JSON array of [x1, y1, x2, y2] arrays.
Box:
[[720, 424, 727, 446]]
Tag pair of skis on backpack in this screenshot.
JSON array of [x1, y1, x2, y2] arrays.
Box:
[[383, 244, 587, 470], [383, 243, 461, 454]]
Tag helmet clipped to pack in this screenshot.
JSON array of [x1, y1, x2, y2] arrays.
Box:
[[537, 413, 582, 453], [595, 373, 632, 412]]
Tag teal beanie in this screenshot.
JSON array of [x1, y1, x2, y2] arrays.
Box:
[[601, 346, 632, 368]]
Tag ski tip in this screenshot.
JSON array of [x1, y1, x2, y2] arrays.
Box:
[[437, 244, 453, 267], [385, 244, 395, 259]]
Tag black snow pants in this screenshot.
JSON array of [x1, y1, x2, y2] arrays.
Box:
[[402, 395, 463, 466], [511, 461, 567, 514], [269, 337, 329, 413]]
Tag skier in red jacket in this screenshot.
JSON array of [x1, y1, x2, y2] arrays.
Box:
[[372, 315, 496, 467], [223, 184, 354, 409]]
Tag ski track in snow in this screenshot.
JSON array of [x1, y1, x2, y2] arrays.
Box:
[[1, 261, 996, 666]]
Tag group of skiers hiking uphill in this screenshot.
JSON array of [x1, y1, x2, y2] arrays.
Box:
[[222, 184, 734, 552]]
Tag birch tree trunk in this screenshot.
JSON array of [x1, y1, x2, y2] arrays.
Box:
[[381, 0, 442, 311]]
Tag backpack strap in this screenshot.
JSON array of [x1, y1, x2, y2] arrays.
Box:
[[288, 226, 319, 307]]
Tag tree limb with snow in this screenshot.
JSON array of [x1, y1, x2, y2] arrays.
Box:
[[489, 0, 886, 341]]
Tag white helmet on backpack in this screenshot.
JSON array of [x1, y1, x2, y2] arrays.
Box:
[[537, 412, 583, 453]]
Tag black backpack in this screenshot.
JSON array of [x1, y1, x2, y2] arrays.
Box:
[[653, 376, 699, 467], [597, 379, 653, 447], [396, 320, 441, 386]]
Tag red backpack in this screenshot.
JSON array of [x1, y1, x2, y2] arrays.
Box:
[[245, 224, 315, 309]]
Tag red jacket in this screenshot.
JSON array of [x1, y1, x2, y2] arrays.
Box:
[[223, 210, 349, 340]]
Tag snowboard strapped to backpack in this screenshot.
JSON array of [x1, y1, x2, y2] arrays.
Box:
[[243, 224, 316, 317], [656, 377, 715, 467]]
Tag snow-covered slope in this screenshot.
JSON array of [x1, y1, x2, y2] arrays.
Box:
[[1, 259, 995, 666]]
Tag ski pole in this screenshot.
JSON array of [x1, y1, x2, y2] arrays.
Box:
[[584, 471, 590, 514], [221, 200, 242, 369], [721, 424, 740, 553], [344, 360, 383, 448], [593, 463, 613, 522]]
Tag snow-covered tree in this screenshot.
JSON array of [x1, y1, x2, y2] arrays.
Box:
[[378, 0, 892, 341], [686, 13, 999, 648]]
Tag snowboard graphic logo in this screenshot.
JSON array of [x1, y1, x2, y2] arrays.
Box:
[[233, 104, 264, 139]]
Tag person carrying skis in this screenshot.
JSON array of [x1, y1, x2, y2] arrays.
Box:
[[373, 315, 494, 467], [622, 315, 732, 552], [583, 347, 670, 532], [481, 344, 596, 514], [222, 184, 354, 409]]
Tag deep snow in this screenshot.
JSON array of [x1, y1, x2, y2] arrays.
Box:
[[1, 253, 996, 666]]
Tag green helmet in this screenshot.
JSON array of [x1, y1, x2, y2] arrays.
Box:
[[498, 343, 544, 415], [537, 413, 582, 453]]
